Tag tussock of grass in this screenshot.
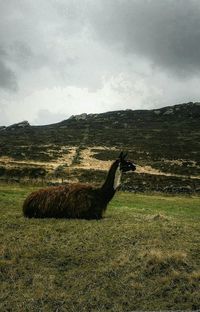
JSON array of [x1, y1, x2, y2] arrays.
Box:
[[152, 213, 169, 221], [141, 249, 190, 276], [0, 184, 200, 311]]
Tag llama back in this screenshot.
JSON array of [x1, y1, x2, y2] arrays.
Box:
[[23, 185, 68, 218], [23, 184, 102, 219]]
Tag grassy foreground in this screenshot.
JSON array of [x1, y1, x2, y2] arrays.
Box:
[[0, 184, 200, 311]]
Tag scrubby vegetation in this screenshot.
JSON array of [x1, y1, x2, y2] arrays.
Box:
[[151, 160, 200, 176], [0, 183, 200, 311], [0, 166, 46, 179], [0, 103, 200, 192]]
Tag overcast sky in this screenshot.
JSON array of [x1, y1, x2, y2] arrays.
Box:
[[1, 0, 200, 126]]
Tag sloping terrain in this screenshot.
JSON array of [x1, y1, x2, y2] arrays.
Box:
[[0, 102, 200, 193]]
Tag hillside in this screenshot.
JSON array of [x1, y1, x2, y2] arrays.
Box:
[[0, 102, 200, 193]]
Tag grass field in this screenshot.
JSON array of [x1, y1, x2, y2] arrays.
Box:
[[0, 183, 200, 311]]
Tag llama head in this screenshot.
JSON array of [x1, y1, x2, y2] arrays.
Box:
[[118, 152, 136, 173]]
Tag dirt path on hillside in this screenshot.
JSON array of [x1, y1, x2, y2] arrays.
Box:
[[0, 146, 199, 180], [72, 147, 200, 180], [0, 147, 77, 170]]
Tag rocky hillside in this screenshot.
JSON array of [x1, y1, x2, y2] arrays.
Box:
[[0, 102, 200, 193]]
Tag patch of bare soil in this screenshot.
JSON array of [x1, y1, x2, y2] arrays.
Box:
[[73, 147, 115, 171], [0, 146, 77, 170], [1, 146, 199, 179], [73, 147, 200, 179]]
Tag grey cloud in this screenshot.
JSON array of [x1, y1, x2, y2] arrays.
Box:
[[88, 0, 200, 77], [0, 60, 18, 91], [0, 2, 54, 79], [1, 0, 200, 127], [0, 46, 17, 91], [0, 107, 9, 126], [10, 41, 33, 69], [0, 1, 94, 90], [34, 109, 68, 125], [2, 0, 200, 87]]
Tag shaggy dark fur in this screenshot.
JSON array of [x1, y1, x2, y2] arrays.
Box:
[[23, 183, 109, 219], [23, 153, 136, 219]]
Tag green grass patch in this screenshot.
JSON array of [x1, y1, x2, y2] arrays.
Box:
[[0, 184, 200, 311]]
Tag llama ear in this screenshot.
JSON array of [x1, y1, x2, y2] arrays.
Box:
[[123, 152, 128, 159], [118, 151, 128, 160], [119, 152, 124, 160]]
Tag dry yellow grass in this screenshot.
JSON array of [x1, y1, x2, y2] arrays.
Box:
[[1, 146, 200, 180]]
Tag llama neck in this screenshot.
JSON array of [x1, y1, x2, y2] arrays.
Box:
[[101, 160, 121, 202]]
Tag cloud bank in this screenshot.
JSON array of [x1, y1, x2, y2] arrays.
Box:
[[0, 0, 200, 125]]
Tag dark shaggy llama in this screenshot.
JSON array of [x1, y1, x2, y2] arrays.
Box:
[[23, 152, 136, 219]]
